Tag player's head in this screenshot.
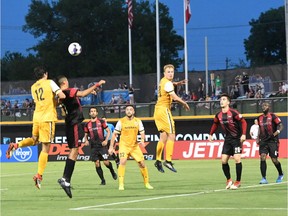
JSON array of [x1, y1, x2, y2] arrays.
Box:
[[34, 66, 48, 80], [125, 105, 135, 118], [220, 93, 231, 108], [89, 107, 98, 119], [262, 102, 270, 115], [254, 119, 258, 125], [163, 64, 175, 81], [57, 75, 69, 88]]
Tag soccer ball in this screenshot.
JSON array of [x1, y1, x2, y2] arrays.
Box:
[[68, 42, 82, 56]]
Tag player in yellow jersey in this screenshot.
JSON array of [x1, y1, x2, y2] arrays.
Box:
[[154, 64, 190, 173], [6, 66, 66, 189], [108, 105, 153, 191]]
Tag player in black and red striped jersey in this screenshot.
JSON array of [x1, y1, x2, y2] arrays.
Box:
[[83, 107, 117, 186], [56, 75, 106, 198], [256, 102, 284, 184], [209, 93, 247, 190]]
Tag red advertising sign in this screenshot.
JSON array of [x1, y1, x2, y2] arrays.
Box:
[[172, 139, 288, 159]]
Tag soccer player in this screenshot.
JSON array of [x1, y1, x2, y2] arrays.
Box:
[[83, 107, 117, 185], [249, 119, 259, 139], [256, 102, 284, 184], [154, 64, 190, 173], [6, 66, 66, 189], [208, 93, 247, 190], [102, 117, 120, 168], [108, 105, 153, 191], [56, 75, 106, 198]]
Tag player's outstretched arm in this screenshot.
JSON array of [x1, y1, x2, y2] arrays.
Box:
[[77, 80, 106, 97], [171, 92, 190, 111]]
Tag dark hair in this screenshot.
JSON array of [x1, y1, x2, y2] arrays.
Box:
[[89, 107, 98, 113], [125, 104, 135, 110], [57, 75, 67, 86], [220, 93, 231, 102], [34, 66, 47, 80]]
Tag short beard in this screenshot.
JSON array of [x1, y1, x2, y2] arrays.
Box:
[[263, 109, 269, 115]]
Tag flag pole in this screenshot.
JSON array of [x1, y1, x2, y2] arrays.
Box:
[[127, 0, 133, 87], [156, 0, 160, 89], [128, 28, 132, 87], [184, 0, 191, 94], [205, 36, 209, 96]]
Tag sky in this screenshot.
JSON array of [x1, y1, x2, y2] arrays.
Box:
[[1, 0, 285, 71]]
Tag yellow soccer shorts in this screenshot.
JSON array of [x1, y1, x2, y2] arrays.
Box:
[[32, 121, 55, 143], [119, 144, 144, 162], [154, 106, 175, 134]]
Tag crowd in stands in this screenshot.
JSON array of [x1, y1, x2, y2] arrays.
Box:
[[1, 98, 34, 117], [1, 75, 287, 118], [167, 73, 288, 112]]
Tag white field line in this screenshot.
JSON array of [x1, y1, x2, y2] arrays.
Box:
[[70, 181, 288, 211], [80, 208, 286, 211]]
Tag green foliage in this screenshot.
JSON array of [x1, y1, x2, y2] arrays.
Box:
[[1, 0, 184, 80], [1, 52, 40, 81], [244, 6, 285, 67]]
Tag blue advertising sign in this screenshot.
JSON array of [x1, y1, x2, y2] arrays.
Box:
[[0, 144, 38, 162]]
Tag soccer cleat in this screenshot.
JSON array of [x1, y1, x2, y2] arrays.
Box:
[[230, 181, 241, 190], [154, 160, 165, 173], [145, 183, 154, 190], [163, 160, 177, 173], [112, 172, 117, 180], [6, 143, 19, 159], [259, 177, 268, 184], [33, 174, 42, 189], [276, 174, 284, 183], [119, 184, 124, 191], [100, 180, 106, 185], [58, 178, 72, 198], [225, 178, 233, 189]]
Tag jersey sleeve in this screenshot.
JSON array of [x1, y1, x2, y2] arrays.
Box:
[[209, 114, 219, 135], [50, 80, 61, 94], [114, 120, 122, 134], [232, 109, 247, 134], [100, 119, 108, 129], [138, 120, 145, 133], [272, 114, 282, 125], [84, 122, 89, 133], [164, 81, 174, 93]]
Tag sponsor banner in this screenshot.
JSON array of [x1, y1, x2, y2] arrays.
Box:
[[0, 144, 38, 162], [172, 139, 287, 160], [48, 143, 91, 161], [45, 142, 154, 161], [1, 118, 287, 161]]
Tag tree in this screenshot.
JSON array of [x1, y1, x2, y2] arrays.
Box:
[[1, 52, 40, 81], [244, 6, 285, 67], [14, 0, 184, 79]]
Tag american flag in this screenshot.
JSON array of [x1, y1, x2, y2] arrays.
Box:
[[127, 0, 133, 28], [185, 0, 191, 24]]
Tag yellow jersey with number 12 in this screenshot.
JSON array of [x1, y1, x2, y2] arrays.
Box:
[[31, 79, 60, 122]]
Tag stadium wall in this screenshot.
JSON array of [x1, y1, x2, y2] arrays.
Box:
[[1, 117, 287, 162]]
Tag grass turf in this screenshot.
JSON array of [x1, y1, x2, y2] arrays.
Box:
[[1, 159, 287, 216]]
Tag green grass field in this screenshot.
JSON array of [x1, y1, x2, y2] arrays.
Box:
[[1, 159, 287, 216]]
